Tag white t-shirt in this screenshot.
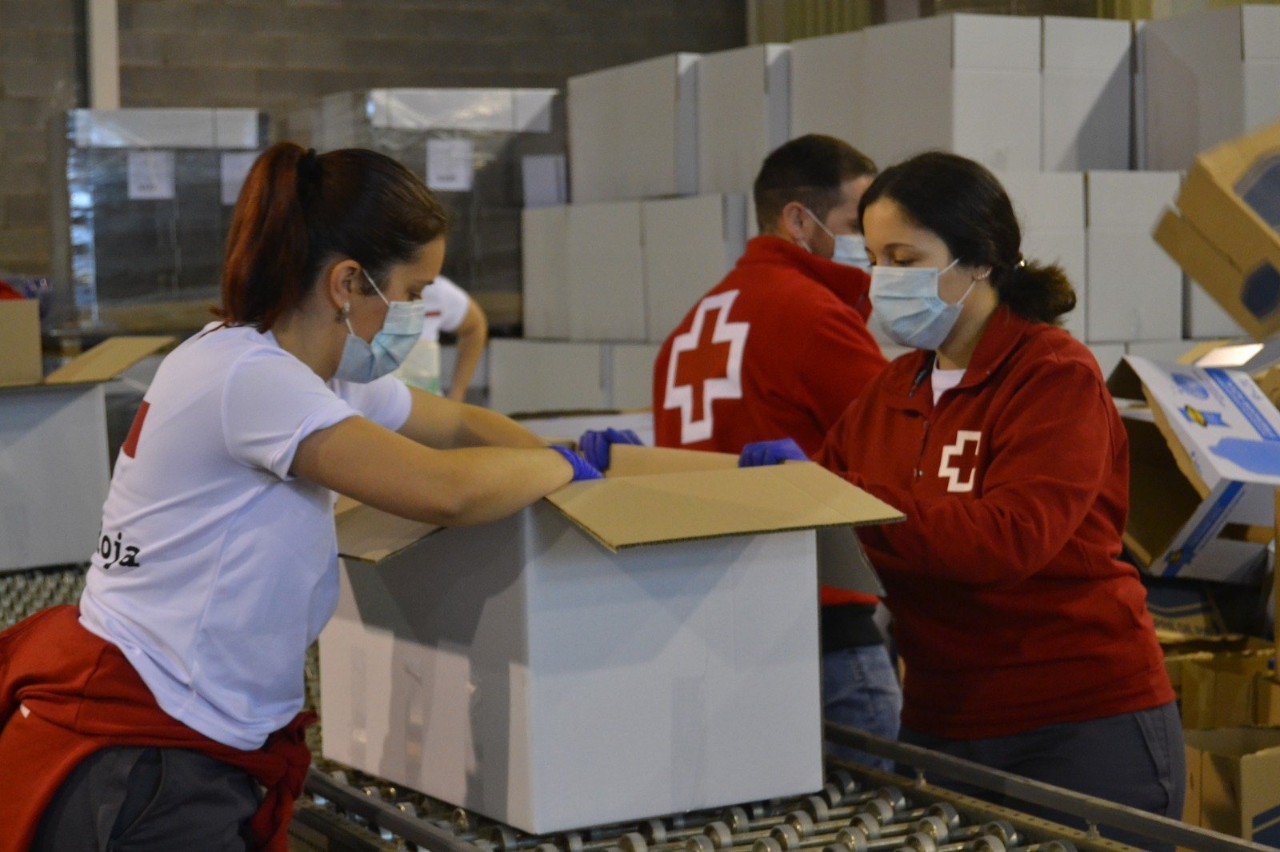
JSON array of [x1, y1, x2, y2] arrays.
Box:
[[419, 274, 471, 342], [931, 363, 966, 406], [79, 322, 412, 750]]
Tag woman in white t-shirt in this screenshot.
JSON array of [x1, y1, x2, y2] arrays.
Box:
[[0, 142, 601, 852]]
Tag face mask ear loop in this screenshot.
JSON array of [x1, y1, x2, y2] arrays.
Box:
[[361, 268, 391, 307]]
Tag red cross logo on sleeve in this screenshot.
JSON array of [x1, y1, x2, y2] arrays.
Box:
[[663, 290, 750, 444], [938, 430, 982, 492]]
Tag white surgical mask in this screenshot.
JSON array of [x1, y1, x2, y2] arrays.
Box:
[[801, 207, 870, 271], [333, 269, 425, 383], [869, 258, 972, 351]]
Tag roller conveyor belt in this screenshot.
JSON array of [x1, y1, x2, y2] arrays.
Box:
[[290, 726, 1273, 852]]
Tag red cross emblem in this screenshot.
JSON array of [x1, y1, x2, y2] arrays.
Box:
[[938, 430, 982, 492], [663, 291, 750, 444]]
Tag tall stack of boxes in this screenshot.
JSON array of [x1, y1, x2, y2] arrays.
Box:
[[48, 108, 269, 334], [311, 88, 564, 335]]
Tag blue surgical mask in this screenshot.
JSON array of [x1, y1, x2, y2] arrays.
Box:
[[802, 207, 870, 271], [869, 258, 972, 351], [333, 270, 425, 383]]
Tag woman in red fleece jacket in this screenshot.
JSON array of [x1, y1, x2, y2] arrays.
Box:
[[744, 152, 1181, 850]]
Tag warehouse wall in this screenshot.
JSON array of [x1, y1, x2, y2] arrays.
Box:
[[0, 0, 747, 278]]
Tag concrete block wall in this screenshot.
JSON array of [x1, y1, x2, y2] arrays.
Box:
[[0, 0, 746, 279], [0, 0, 81, 275]]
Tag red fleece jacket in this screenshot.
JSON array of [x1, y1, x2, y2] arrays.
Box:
[[0, 605, 315, 851], [653, 235, 888, 607], [815, 306, 1173, 738]]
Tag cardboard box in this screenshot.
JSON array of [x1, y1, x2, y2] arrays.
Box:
[[788, 30, 865, 143], [1085, 170, 1184, 343], [697, 44, 789, 196], [1184, 728, 1280, 845], [520, 205, 570, 340], [1154, 118, 1280, 342], [608, 343, 662, 411], [0, 299, 42, 387], [1109, 355, 1279, 582], [568, 54, 699, 203], [1180, 649, 1280, 730], [487, 339, 607, 415], [319, 446, 903, 833], [641, 193, 748, 344], [859, 14, 1041, 172], [565, 201, 646, 342], [1140, 5, 1280, 172], [0, 302, 172, 571], [1041, 17, 1133, 172], [997, 170, 1087, 341]]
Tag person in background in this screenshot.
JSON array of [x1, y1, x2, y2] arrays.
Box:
[[0, 142, 601, 852], [394, 273, 488, 402], [740, 151, 1181, 850], [585, 134, 901, 771]]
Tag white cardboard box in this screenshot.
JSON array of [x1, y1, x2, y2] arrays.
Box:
[[320, 447, 902, 834], [1110, 355, 1280, 582], [568, 54, 699, 203], [520, 205, 570, 340], [859, 14, 1042, 172], [566, 201, 646, 342], [487, 339, 606, 415], [1041, 16, 1133, 172], [1084, 170, 1184, 343], [1140, 5, 1280, 172], [788, 30, 865, 144], [0, 306, 172, 572], [697, 44, 790, 196], [608, 342, 662, 411], [998, 170, 1087, 341], [642, 193, 748, 344]]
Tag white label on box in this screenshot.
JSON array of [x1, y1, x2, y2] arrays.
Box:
[[220, 151, 257, 206], [426, 138, 474, 191], [127, 150, 175, 200]]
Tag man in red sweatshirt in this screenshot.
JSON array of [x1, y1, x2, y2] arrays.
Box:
[[656, 134, 898, 768]]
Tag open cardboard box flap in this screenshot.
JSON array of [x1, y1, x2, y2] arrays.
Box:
[[335, 444, 903, 595], [0, 298, 174, 390], [43, 336, 175, 385]]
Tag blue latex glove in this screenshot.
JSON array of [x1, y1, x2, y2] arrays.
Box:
[[738, 438, 808, 467], [578, 427, 644, 471], [549, 445, 604, 481]]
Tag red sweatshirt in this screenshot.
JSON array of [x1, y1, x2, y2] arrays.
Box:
[[815, 306, 1173, 739], [0, 605, 314, 851], [653, 235, 888, 608]]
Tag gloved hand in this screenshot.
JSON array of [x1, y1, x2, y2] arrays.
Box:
[[578, 427, 644, 471], [738, 438, 808, 467], [549, 445, 604, 481]]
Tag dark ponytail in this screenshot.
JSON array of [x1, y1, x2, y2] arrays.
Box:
[[220, 142, 449, 331], [859, 151, 1076, 325]]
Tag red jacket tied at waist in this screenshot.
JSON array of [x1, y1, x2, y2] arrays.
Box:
[[0, 605, 316, 851]]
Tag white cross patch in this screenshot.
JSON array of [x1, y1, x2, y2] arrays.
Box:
[[938, 430, 982, 493], [663, 291, 750, 445]]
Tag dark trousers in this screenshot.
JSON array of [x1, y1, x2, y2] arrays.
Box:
[[32, 746, 260, 852], [900, 701, 1184, 852]]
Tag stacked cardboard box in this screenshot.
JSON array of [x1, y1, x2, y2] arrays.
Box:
[[312, 89, 564, 331], [48, 108, 268, 334], [0, 301, 171, 572]]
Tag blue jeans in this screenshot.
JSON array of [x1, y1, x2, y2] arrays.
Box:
[[821, 643, 903, 772], [901, 702, 1184, 852]]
